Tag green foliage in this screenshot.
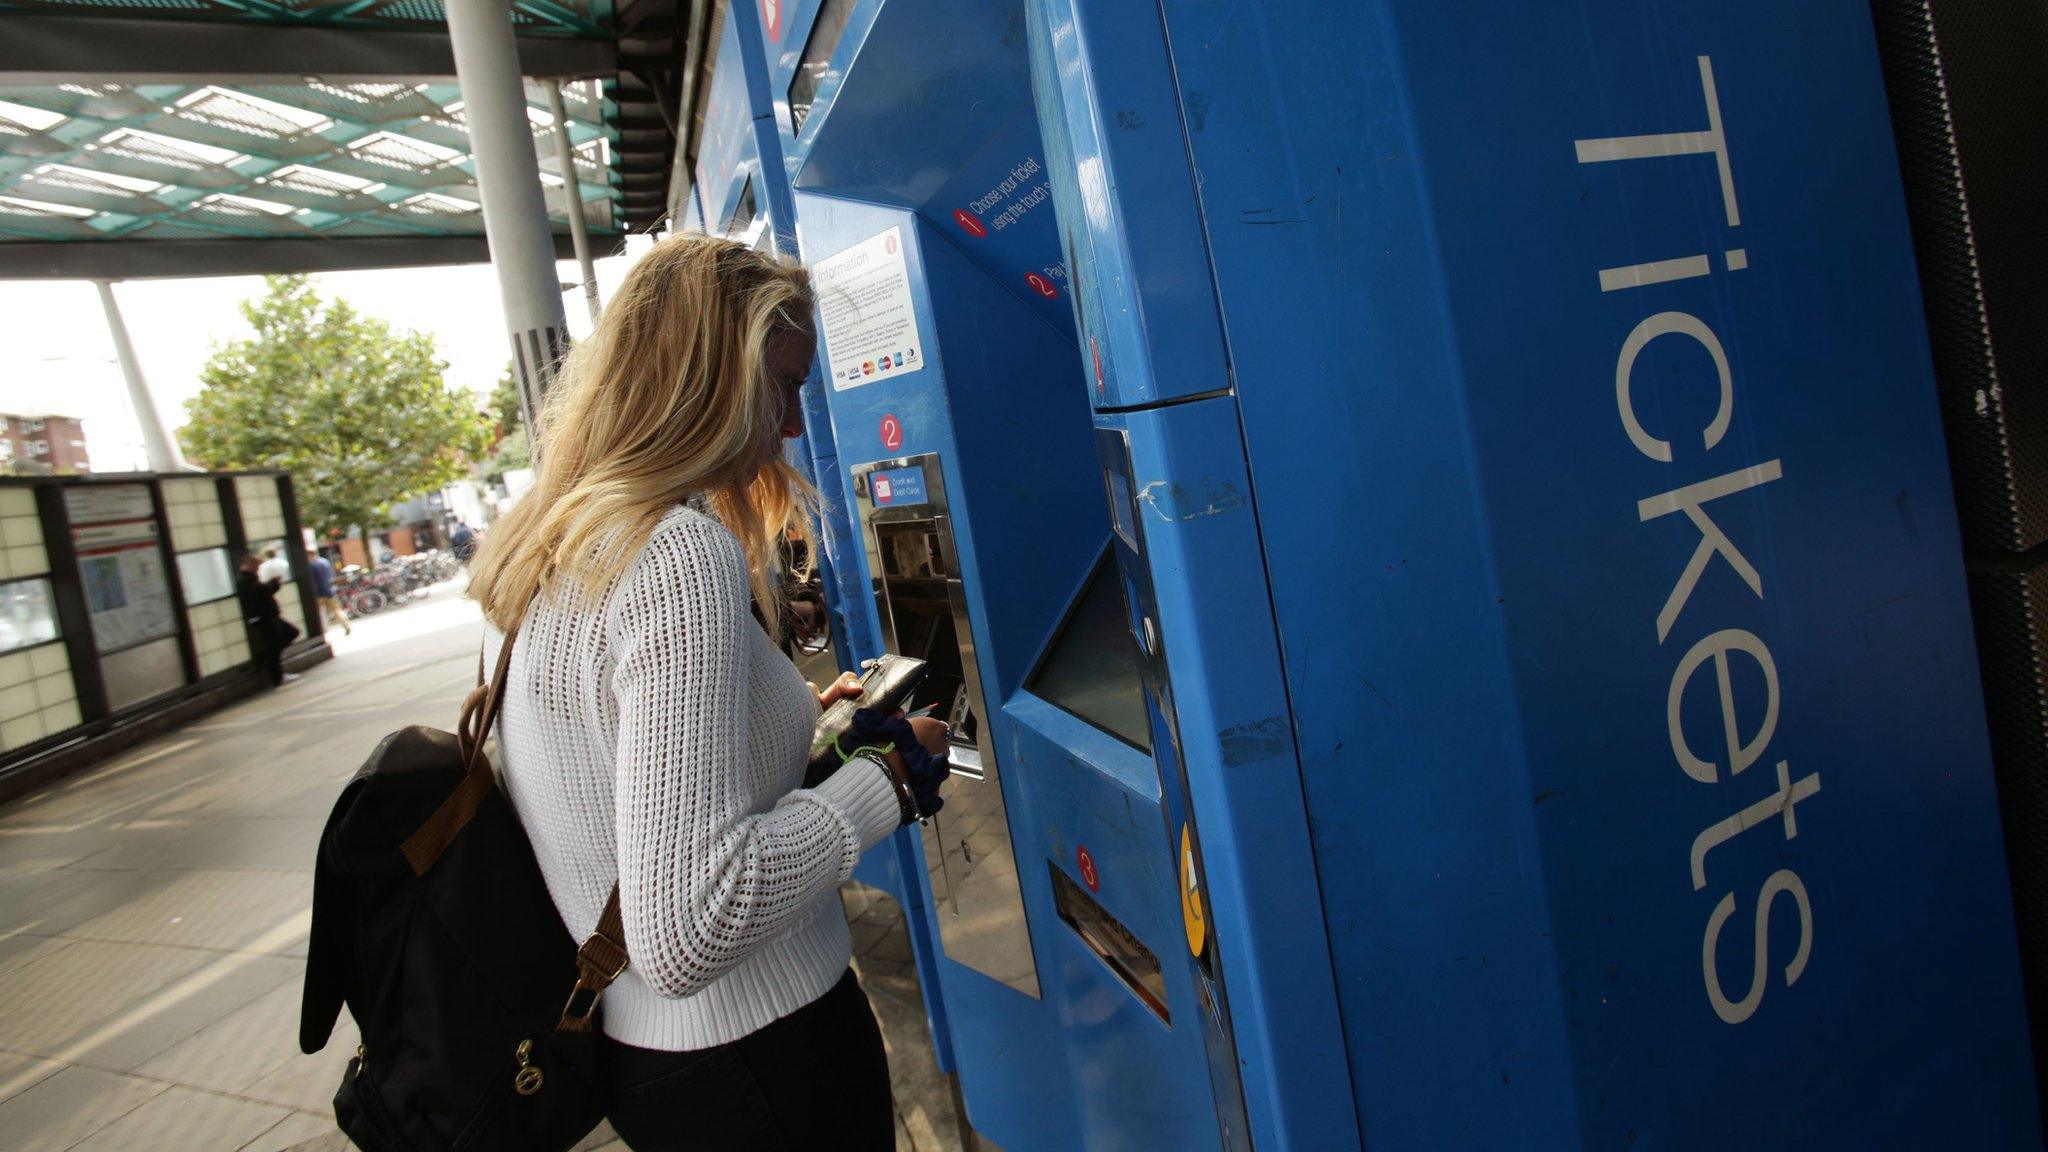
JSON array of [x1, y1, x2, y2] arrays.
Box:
[[488, 363, 525, 442], [478, 425, 530, 485], [181, 275, 490, 539]]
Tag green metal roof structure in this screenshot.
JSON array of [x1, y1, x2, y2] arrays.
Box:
[[0, 0, 694, 277]]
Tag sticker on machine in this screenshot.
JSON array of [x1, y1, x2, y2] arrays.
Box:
[[814, 225, 926, 390]]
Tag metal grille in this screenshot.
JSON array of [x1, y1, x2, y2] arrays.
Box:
[[14, 167, 167, 213], [0, 79, 625, 246], [347, 132, 449, 172], [179, 89, 317, 139], [91, 129, 219, 171], [1872, 0, 2048, 1118]]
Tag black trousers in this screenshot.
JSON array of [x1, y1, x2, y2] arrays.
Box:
[[249, 618, 295, 686], [604, 969, 894, 1151]]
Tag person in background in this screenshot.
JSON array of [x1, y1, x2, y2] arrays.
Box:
[[238, 552, 301, 686], [257, 546, 291, 587], [307, 547, 351, 636], [450, 521, 477, 564]]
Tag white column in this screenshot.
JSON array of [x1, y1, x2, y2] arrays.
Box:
[[545, 79, 602, 326], [93, 279, 189, 473], [445, 0, 570, 430]]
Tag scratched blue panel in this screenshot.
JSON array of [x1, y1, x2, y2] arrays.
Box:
[[1006, 695, 1221, 1152], [1024, 0, 1229, 408], [1157, 0, 2040, 1146], [790, 0, 1034, 208]]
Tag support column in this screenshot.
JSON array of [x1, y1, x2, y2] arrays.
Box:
[[445, 0, 570, 430], [545, 79, 602, 327], [728, 0, 798, 257], [93, 279, 188, 473]]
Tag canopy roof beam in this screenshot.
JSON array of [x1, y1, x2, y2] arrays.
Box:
[[0, 14, 616, 85], [0, 232, 602, 279]]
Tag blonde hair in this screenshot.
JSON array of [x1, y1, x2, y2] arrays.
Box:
[[467, 233, 818, 636]]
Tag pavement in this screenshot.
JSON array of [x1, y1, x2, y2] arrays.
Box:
[[0, 578, 968, 1152]]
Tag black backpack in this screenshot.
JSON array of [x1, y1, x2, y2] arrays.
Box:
[[300, 624, 629, 1151]]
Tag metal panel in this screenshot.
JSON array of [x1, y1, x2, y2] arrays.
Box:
[[1024, 0, 1227, 408], [850, 453, 1040, 998], [1154, 0, 2038, 1144]]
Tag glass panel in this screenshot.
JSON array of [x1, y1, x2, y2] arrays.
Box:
[[177, 548, 234, 606], [0, 579, 58, 655], [725, 178, 755, 237], [1026, 553, 1153, 752], [788, 0, 858, 134]]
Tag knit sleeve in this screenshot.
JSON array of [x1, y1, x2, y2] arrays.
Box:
[[608, 514, 898, 999]]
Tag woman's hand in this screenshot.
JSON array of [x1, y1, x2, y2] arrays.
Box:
[[906, 716, 950, 758], [817, 671, 864, 708], [882, 717, 950, 783]]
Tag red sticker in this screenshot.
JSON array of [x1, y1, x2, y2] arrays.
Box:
[[953, 209, 988, 238], [1077, 845, 1100, 892], [880, 414, 904, 452], [1027, 272, 1058, 299], [759, 0, 781, 40], [1090, 336, 1105, 398]]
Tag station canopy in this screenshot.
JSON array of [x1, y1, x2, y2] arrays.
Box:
[[0, 0, 696, 277]]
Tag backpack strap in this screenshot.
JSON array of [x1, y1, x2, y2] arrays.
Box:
[[400, 621, 519, 876], [399, 611, 633, 1029], [556, 886, 627, 1033]]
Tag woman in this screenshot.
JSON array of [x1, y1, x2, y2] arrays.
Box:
[[465, 235, 945, 1150]]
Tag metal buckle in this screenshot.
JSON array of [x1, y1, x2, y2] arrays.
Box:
[[576, 933, 629, 984]]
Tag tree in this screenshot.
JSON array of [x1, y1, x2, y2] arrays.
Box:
[[478, 425, 530, 486], [181, 275, 490, 539], [487, 363, 525, 443]]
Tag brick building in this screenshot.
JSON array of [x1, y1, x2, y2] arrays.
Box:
[[0, 414, 90, 475]]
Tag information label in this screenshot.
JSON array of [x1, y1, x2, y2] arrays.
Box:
[[870, 466, 928, 508], [815, 226, 925, 390]]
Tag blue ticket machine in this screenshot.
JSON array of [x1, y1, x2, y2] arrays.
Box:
[[738, 0, 2044, 1147]]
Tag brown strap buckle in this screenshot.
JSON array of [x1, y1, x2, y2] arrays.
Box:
[[555, 905, 628, 1034], [577, 931, 630, 985], [557, 976, 605, 1033]]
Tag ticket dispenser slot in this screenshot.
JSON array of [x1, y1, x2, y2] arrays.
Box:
[[853, 453, 1040, 998]]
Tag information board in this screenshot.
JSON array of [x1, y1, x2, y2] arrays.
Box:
[[816, 226, 926, 389], [65, 485, 178, 655]]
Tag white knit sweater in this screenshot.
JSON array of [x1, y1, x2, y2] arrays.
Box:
[[485, 505, 903, 1051]]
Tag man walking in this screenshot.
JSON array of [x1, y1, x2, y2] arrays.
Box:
[[307, 547, 351, 636]]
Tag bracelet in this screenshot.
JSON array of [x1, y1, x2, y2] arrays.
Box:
[[848, 749, 920, 826], [835, 737, 895, 765]]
